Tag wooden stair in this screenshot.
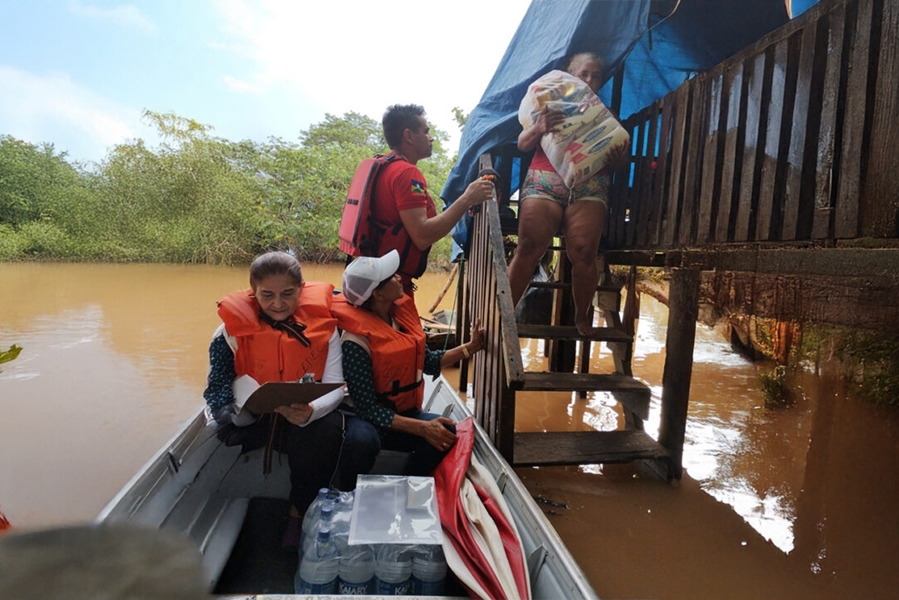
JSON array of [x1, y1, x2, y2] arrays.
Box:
[[463, 154, 671, 478], [508, 255, 669, 470], [514, 430, 667, 466], [517, 324, 632, 344]]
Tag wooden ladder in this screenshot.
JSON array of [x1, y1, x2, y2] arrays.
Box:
[[510, 249, 668, 468], [460, 157, 670, 474]]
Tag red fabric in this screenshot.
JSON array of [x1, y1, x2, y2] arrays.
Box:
[[375, 158, 438, 214], [528, 146, 554, 172], [433, 418, 530, 600], [372, 157, 437, 281]]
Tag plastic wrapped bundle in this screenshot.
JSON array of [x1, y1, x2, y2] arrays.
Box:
[[518, 69, 629, 187]]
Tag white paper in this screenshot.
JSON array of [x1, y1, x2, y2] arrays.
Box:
[[232, 374, 260, 410]]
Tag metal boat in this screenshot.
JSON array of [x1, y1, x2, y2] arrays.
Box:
[[96, 375, 599, 599]]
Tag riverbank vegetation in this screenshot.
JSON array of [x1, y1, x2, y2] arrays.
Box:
[[0, 110, 456, 267]]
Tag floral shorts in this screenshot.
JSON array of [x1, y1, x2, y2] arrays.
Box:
[[520, 169, 610, 207]]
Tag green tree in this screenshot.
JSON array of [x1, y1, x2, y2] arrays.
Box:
[[92, 110, 266, 263]]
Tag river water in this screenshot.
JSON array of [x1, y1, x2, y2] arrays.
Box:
[[1, 262, 896, 599]]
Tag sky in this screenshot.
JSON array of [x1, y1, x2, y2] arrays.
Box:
[[0, 0, 531, 165]]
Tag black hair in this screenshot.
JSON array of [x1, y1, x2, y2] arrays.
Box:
[[249, 251, 303, 290], [382, 104, 426, 149]]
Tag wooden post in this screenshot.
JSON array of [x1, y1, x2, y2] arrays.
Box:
[[428, 263, 458, 314], [657, 267, 700, 480]]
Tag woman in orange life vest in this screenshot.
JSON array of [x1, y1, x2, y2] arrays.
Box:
[[331, 250, 485, 479], [203, 251, 360, 549]]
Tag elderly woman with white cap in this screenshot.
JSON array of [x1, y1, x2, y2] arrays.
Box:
[[331, 250, 485, 479]]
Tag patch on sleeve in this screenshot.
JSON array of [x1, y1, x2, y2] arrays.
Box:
[[410, 179, 426, 195]]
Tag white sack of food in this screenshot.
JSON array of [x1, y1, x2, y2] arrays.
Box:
[[518, 69, 629, 187]]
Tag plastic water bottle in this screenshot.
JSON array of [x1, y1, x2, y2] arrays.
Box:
[[302, 505, 335, 556], [300, 488, 331, 553], [411, 544, 447, 595], [374, 544, 412, 595], [295, 527, 340, 594], [337, 543, 375, 595], [333, 494, 354, 537]]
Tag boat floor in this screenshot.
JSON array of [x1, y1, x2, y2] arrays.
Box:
[[213, 496, 469, 596], [214, 497, 295, 595]]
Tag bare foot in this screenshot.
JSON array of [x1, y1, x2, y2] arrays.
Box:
[[575, 318, 592, 337]]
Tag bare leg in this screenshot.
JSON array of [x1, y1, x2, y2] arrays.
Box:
[[508, 197, 563, 307], [562, 200, 606, 335]]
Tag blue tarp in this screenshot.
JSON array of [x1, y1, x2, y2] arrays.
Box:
[[442, 0, 791, 251]]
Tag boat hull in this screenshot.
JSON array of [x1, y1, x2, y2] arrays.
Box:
[[96, 375, 599, 599]]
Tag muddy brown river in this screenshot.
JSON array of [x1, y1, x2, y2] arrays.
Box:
[[1, 261, 896, 599]]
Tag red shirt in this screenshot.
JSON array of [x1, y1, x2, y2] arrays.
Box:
[[372, 156, 437, 285], [375, 158, 437, 223], [528, 145, 555, 171]]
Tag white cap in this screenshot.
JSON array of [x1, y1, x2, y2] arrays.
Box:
[[342, 250, 400, 307]]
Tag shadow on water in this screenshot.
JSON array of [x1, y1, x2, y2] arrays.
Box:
[[1, 263, 897, 599]]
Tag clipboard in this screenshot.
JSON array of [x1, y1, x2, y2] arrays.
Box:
[[242, 382, 344, 414]]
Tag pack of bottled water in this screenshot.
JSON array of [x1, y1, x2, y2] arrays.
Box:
[[294, 478, 448, 595]]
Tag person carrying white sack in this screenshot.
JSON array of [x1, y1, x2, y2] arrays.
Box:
[[508, 51, 629, 336]]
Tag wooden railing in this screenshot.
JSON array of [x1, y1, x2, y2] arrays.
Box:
[[607, 0, 898, 252], [464, 155, 525, 457]]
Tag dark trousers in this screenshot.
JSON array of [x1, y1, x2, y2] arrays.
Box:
[[340, 409, 454, 485], [226, 411, 345, 515]]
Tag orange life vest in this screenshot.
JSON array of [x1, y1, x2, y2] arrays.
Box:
[[331, 293, 426, 413], [217, 281, 337, 383]]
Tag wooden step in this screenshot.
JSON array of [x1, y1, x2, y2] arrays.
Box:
[[519, 372, 651, 419], [527, 280, 621, 293], [516, 323, 632, 343], [521, 372, 648, 393], [513, 430, 669, 466]]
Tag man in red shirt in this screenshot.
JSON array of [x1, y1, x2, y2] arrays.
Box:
[[374, 104, 494, 294]]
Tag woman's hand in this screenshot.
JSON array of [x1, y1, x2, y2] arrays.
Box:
[[519, 106, 566, 152], [420, 416, 457, 451], [274, 402, 313, 426], [468, 318, 485, 353], [534, 106, 565, 136]]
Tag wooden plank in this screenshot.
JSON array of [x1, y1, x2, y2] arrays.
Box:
[[735, 52, 766, 241], [716, 61, 745, 242], [516, 324, 632, 343], [860, 0, 899, 237], [782, 24, 818, 240], [835, 0, 874, 238], [697, 68, 725, 243], [628, 117, 650, 246], [657, 268, 700, 480], [699, 267, 899, 333], [527, 280, 620, 293], [513, 430, 668, 467], [756, 40, 789, 240], [812, 5, 847, 240], [521, 372, 650, 394], [679, 77, 708, 245], [662, 85, 691, 247], [649, 96, 674, 246], [607, 120, 635, 248], [636, 101, 660, 246]]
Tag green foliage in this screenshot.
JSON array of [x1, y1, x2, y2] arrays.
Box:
[[0, 344, 22, 374], [451, 107, 469, 130], [760, 365, 793, 409], [836, 330, 899, 408], [0, 109, 460, 266]]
